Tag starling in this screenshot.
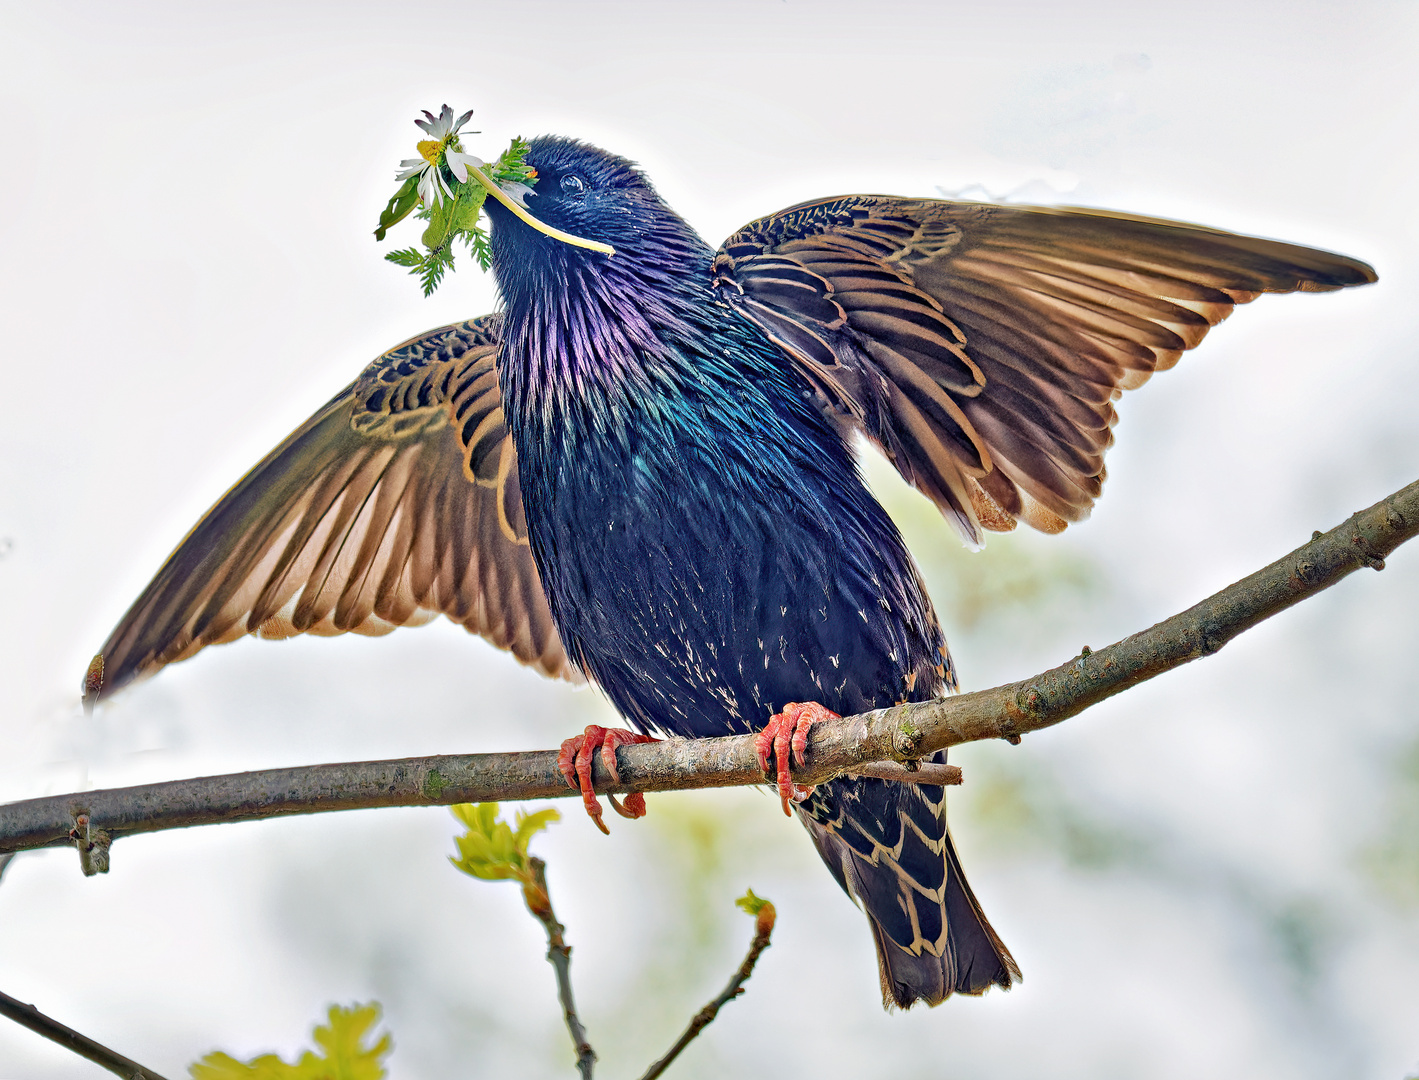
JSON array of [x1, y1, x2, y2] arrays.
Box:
[[84, 135, 1375, 1008]]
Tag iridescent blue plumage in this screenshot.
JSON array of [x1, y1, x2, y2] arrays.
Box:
[[488, 138, 1016, 1005], [492, 139, 941, 736]]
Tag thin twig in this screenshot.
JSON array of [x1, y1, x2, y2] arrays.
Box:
[[848, 761, 960, 785], [521, 857, 596, 1079], [71, 813, 112, 877], [637, 899, 776, 1080], [1, 478, 1414, 861], [0, 988, 173, 1080]]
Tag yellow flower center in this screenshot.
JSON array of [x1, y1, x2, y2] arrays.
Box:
[[417, 139, 443, 165]]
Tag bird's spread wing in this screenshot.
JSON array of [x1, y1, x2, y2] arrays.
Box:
[[712, 196, 1376, 543], [86, 314, 578, 707]]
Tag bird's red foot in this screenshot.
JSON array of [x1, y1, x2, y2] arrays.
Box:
[[557, 725, 660, 835], [755, 701, 839, 816]]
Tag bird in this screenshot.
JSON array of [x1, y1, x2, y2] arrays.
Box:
[[82, 133, 1376, 1009]]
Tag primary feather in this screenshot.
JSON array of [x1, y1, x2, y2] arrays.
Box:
[[85, 134, 1375, 1009]]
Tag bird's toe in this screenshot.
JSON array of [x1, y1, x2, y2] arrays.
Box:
[[557, 724, 658, 833], [760, 701, 839, 815]]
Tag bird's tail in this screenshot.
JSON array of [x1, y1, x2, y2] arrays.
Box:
[[798, 758, 1020, 1008]]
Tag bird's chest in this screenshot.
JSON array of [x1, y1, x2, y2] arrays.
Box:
[[519, 410, 938, 737], [500, 299, 944, 735], [540, 428, 828, 670]]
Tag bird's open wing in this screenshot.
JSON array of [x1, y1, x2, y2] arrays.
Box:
[[85, 314, 578, 707], [712, 197, 1376, 543]]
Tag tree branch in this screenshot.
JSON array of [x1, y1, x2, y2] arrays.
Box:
[[2, 479, 1414, 862], [521, 856, 596, 1079], [0, 988, 173, 1080], [637, 895, 776, 1080]]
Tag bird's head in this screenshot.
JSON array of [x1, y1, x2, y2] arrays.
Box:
[[486, 136, 709, 308], [504, 137, 653, 245]]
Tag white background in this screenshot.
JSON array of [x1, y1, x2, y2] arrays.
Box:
[[1, 3, 1417, 1078]]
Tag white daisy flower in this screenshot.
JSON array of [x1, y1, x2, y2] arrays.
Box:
[[396, 153, 452, 206], [389, 104, 542, 218], [415, 104, 473, 142], [444, 148, 486, 184], [395, 104, 480, 207]]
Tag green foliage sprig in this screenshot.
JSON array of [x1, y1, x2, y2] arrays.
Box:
[[448, 801, 560, 884], [734, 887, 777, 937], [175, 805, 775, 1079], [190, 1003, 392, 1080], [373, 105, 537, 296]]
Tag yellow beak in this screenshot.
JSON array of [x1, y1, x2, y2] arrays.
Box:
[[468, 163, 616, 257]]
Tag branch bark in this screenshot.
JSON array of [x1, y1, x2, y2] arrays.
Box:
[[1, 479, 1414, 861], [522, 856, 597, 1079], [637, 896, 776, 1080], [0, 989, 173, 1080]]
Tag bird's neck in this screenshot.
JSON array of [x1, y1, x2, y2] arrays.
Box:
[[492, 215, 840, 540], [495, 225, 725, 458]]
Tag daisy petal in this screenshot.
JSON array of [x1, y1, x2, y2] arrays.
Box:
[[417, 170, 438, 206], [445, 150, 485, 183]]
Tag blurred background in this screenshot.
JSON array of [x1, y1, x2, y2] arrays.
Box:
[[1, 2, 1416, 1077]]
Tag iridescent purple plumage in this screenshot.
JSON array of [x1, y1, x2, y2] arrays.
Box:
[[487, 137, 1018, 1005]]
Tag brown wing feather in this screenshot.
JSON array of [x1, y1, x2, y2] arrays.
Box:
[[85, 315, 577, 707], [714, 196, 1376, 543]]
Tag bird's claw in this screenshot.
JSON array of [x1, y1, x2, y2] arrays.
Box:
[[755, 701, 839, 816], [557, 724, 659, 834]]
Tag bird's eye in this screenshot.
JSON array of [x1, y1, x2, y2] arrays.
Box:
[[560, 173, 587, 197]]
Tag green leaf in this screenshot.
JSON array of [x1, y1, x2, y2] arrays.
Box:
[[189, 1003, 392, 1080], [451, 186, 488, 235], [418, 248, 453, 297], [735, 889, 771, 917], [464, 228, 493, 272], [382, 245, 454, 298], [489, 136, 536, 187], [449, 803, 560, 882], [419, 194, 456, 255], [513, 807, 561, 852], [735, 888, 777, 935], [373, 176, 421, 242]]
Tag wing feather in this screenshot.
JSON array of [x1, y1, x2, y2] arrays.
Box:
[[86, 315, 577, 707], [714, 196, 1375, 543]]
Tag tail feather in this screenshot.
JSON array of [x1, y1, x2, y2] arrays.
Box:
[[798, 759, 1019, 1009]]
